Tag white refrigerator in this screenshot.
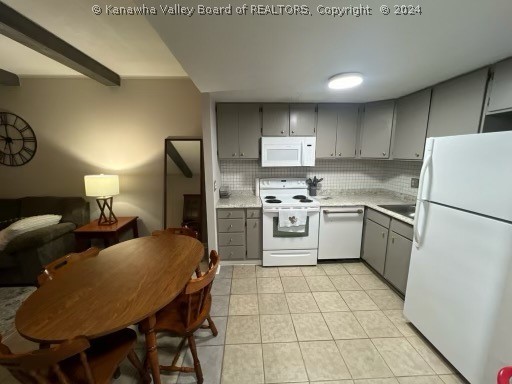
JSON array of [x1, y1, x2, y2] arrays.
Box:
[[404, 131, 512, 384]]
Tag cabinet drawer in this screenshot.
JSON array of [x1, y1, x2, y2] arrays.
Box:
[[246, 209, 261, 219], [390, 219, 414, 240], [217, 219, 245, 233], [217, 209, 245, 219], [218, 233, 246, 246], [219, 246, 246, 260], [366, 209, 391, 228]]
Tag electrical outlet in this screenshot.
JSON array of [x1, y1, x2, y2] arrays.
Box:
[[411, 178, 420, 188]]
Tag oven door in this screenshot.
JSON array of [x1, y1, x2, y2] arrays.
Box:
[[261, 138, 303, 167], [263, 208, 319, 250]]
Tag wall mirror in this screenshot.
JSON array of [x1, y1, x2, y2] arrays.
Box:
[[164, 137, 207, 245]]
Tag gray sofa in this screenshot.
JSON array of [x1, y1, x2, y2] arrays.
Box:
[[0, 197, 89, 286]]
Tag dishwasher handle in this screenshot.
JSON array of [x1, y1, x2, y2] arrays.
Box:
[[323, 209, 363, 215]]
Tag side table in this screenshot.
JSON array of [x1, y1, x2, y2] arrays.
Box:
[[74, 216, 139, 251]]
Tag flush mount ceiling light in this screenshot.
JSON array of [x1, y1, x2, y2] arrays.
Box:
[[328, 73, 363, 90]]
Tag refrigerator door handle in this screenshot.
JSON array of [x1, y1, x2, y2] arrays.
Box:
[[414, 146, 433, 247]]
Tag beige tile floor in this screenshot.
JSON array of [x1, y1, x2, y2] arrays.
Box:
[[0, 262, 467, 384]]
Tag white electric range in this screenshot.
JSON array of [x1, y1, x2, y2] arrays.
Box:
[[259, 178, 320, 266]]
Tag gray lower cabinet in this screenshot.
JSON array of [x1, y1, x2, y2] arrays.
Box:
[[359, 100, 395, 159], [384, 232, 412, 294], [392, 88, 431, 160], [290, 104, 316, 136], [362, 208, 413, 295], [316, 104, 359, 158], [362, 219, 388, 274], [487, 58, 512, 113], [217, 208, 262, 261], [262, 104, 290, 136], [427, 68, 489, 138]]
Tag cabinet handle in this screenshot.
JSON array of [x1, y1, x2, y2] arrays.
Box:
[[415, 153, 420, 157], [230, 252, 233, 256], [324, 209, 363, 215], [229, 224, 233, 228], [291, 130, 295, 134], [227, 212, 231, 217], [338, 153, 342, 156], [391, 237, 395, 244], [382, 152, 386, 156], [229, 238, 233, 243], [330, 153, 334, 156], [232, 153, 236, 157], [382, 232, 385, 238], [280, 130, 284, 134], [240, 153, 245, 157]]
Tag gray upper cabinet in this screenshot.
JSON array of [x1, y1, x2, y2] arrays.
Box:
[[237, 104, 261, 158], [290, 104, 316, 136], [427, 68, 488, 138], [487, 58, 512, 113], [262, 104, 290, 136], [336, 104, 359, 158], [392, 89, 432, 160], [359, 100, 395, 159], [217, 104, 240, 159], [316, 104, 359, 158], [217, 103, 260, 159]]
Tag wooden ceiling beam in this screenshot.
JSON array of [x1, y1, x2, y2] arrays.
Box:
[[0, 68, 19, 86], [0, 2, 120, 86]]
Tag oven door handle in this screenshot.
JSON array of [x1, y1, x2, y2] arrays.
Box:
[[323, 209, 363, 215]]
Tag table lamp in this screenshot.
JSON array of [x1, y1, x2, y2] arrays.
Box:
[[84, 174, 119, 225]]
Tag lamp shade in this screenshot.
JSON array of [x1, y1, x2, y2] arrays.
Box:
[[84, 175, 119, 197]]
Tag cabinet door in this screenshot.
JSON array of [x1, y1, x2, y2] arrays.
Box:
[[362, 219, 388, 274], [217, 104, 239, 159], [336, 104, 359, 158], [392, 89, 431, 160], [238, 104, 261, 159], [316, 104, 338, 158], [359, 100, 395, 159], [427, 68, 488, 138], [290, 104, 316, 136], [246, 218, 262, 260], [488, 58, 512, 113], [262, 104, 289, 136], [384, 232, 412, 294]]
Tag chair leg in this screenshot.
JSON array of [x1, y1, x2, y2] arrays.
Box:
[[128, 349, 152, 384], [187, 335, 203, 384], [206, 316, 218, 337]]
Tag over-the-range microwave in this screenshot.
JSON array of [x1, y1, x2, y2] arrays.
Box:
[[261, 136, 316, 167]]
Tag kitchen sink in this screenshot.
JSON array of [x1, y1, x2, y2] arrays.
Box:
[[378, 204, 416, 219]]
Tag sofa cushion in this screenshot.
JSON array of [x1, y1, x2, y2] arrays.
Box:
[[19, 197, 89, 227], [0, 199, 21, 221], [0, 215, 62, 251], [2, 222, 76, 253]]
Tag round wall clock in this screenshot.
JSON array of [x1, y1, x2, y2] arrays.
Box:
[[0, 112, 37, 166]]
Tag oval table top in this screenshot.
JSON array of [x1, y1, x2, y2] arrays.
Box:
[[15, 234, 204, 344]]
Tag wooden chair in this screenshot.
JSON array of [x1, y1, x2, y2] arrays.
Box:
[[38, 247, 100, 287], [148, 250, 220, 384], [0, 329, 149, 383], [151, 227, 198, 239]]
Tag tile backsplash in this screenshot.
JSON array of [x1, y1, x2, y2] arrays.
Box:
[[220, 159, 422, 197]]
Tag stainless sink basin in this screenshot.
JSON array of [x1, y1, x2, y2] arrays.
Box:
[[378, 204, 416, 219]]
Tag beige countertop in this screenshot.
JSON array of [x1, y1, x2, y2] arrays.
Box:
[[216, 189, 416, 225]]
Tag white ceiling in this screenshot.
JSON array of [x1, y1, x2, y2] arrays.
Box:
[[0, 0, 186, 77], [138, 0, 512, 102]]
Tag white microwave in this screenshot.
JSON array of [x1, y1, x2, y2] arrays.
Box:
[[261, 136, 316, 167]]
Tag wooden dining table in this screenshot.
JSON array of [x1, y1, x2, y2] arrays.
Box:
[[15, 233, 204, 384]]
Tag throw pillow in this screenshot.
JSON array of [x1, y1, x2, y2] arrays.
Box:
[[0, 217, 22, 231], [0, 215, 62, 251]]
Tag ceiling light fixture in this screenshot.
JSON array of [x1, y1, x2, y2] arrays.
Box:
[[328, 73, 363, 90]]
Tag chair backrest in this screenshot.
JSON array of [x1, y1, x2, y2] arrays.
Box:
[[182, 250, 220, 328], [0, 335, 92, 384], [38, 247, 100, 286], [152, 227, 198, 238]]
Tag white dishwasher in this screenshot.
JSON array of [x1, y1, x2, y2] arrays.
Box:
[[318, 206, 364, 260]]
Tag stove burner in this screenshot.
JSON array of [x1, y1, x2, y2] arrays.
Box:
[[300, 199, 313, 203], [266, 199, 282, 204], [264, 195, 276, 199], [293, 195, 307, 200]]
